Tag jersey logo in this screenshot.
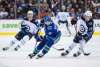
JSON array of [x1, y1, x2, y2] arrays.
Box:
[[80, 24, 86, 34]]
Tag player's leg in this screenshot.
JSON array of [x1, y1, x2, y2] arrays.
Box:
[[61, 42, 77, 56], [73, 35, 92, 57], [61, 33, 82, 56], [36, 37, 54, 59], [2, 31, 24, 51], [73, 39, 86, 57], [2, 38, 19, 51], [14, 35, 30, 51], [54, 31, 61, 44], [36, 32, 61, 59], [14, 33, 33, 51], [28, 39, 46, 59], [65, 21, 71, 36]]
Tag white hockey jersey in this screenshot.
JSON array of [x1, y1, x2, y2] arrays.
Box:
[[21, 20, 38, 35], [77, 18, 94, 35], [56, 12, 70, 21]]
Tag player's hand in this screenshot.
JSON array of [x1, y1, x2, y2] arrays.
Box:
[[71, 18, 77, 25]]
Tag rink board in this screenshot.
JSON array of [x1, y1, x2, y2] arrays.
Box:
[[0, 19, 100, 36]]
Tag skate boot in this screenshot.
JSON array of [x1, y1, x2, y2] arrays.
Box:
[[2, 47, 9, 51], [36, 53, 44, 59], [14, 45, 20, 51], [73, 51, 81, 57], [28, 53, 36, 59], [61, 50, 69, 56]]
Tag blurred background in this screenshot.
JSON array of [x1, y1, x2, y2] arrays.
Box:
[[0, 0, 100, 19]]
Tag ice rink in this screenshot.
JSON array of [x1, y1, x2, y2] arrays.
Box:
[[0, 34, 100, 67], [0, 20, 100, 67]]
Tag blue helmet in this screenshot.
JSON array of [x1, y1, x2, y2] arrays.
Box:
[[43, 16, 52, 22]]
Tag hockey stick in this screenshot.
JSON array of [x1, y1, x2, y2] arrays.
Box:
[[52, 47, 64, 51], [34, 40, 64, 51], [83, 52, 91, 56]]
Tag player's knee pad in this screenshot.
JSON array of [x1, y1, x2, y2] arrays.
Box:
[[20, 35, 30, 45]]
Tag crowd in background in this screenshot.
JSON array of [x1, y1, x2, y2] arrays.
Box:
[[0, 0, 100, 19]]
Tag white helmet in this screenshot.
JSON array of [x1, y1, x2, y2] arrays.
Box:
[[84, 11, 92, 17], [62, 5, 66, 10], [27, 10, 34, 15]]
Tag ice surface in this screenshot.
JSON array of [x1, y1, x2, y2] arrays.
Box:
[[0, 35, 100, 67]]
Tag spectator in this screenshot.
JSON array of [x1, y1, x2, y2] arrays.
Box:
[[0, 5, 8, 19], [0, 0, 100, 19], [91, 0, 100, 18]]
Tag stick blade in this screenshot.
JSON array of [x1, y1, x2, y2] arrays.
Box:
[[84, 53, 91, 56]]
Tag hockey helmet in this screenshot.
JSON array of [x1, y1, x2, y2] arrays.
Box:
[[84, 11, 92, 17]]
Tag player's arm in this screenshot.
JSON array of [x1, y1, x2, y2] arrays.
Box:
[[21, 20, 26, 30], [91, 1, 100, 7], [21, 20, 31, 33]]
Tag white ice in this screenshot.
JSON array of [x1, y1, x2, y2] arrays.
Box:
[[0, 35, 100, 67]]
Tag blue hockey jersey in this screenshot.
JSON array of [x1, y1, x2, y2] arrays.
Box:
[[44, 22, 60, 38]]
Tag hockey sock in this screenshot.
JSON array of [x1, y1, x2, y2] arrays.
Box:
[[79, 40, 86, 54], [67, 42, 77, 52]]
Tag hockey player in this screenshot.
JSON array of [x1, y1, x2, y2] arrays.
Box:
[[61, 11, 94, 57], [2, 10, 40, 51], [28, 16, 61, 59], [56, 6, 75, 36]]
